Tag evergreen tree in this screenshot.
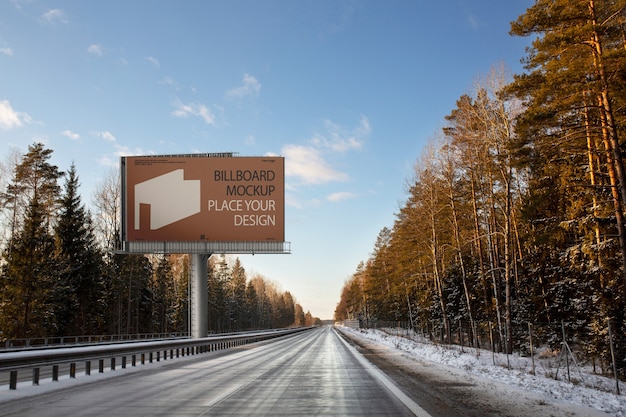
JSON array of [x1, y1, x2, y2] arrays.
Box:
[[0, 143, 61, 338], [245, 281, 260, 329], [106, 253, 152, 335], [229, 258, 248, 330], [208, 256, 228, 332], [5, 143, 62, 233], [510, 0, 626, 287], [52, 163, 105, 336], [0, 199, 56, 338], [152, 254, 175, 333], [510, 0, 626, 373]]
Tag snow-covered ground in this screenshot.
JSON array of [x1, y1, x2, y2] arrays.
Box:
[[339, 326, 626, 416]]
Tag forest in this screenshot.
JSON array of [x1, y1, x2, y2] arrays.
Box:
[[335, 0, 626, 377], [0, 143, 320, 341]]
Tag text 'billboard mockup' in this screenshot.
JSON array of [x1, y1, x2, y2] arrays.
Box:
[[122, 155, 284, 242]]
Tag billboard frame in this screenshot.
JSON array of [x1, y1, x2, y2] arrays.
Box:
[[118, 152, 289, 255]]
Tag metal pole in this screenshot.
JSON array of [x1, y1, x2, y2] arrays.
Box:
[[562, 320, 570, 383], [191, 253, 209, 338], [528, 322, 535, 375], [608, 319, 620, 395]]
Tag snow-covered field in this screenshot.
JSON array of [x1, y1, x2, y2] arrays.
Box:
[[339, 326, 626, 416]]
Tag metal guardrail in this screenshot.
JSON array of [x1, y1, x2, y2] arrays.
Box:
[[1, 332, 189, 351], [0, 327, 314, 390]]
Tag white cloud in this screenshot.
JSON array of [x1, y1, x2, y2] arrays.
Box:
[[42, 9, 68, 25], [94, 131, 116, 142], [171, 100, 215, 125], [311, 115, 370, 153], [0, 47, 13, 56], [87, 44, 104, 57], [0, 100, 32, 129], [281, 115, 371, 206], [158, 77, 182, 91], [61, 129, 80, 141], [466, 14, 480, 30], [145, 56, 160, 68], [225, 73, 261, 100], [327, 191, 356, 202], [283, 144, 348, 185], [245, 135, 256, 146], [97, 134, 149, 167]]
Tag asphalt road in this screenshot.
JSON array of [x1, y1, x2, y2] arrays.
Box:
[[0, 326, 427, 416]]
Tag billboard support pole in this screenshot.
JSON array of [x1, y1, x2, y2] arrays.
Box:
[[190, 253, 209, 338]]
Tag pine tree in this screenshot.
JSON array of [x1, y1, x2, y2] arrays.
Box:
[[229, 258, 248, 330], [152, 254, 175, 333], [510, 0, 626, 373], [510, 0, 626, 287], [0, 143, 61, 338], [52, 163, 106, 336], [0, 199, 56, 338]]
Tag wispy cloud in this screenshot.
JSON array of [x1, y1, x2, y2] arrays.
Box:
[[311, 115, 369, 152], [61, 129, 80, 141], [327, 191, 356, 202], [245, 135, 256, 146], [94, 131, 150, 167], [94, 131, 116, 142], [0, 100, 32, 129], [87, 44, 104, 57], [0, 47, 13, 56], [225, 73, 261, 100], [171, 99, 215, 125], [466, 14, 480, 30], [283, 116, 369, 207], [145, 56, 160, 68], [283, 144, 348, 185], [41, 9, 68, 25], [158, 77, 181, 91], [327, 1, 357, 34]]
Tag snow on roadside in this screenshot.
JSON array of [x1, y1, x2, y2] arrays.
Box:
[[339, 326, 626, 417]]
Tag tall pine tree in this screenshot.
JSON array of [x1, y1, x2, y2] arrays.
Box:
[[0, 143, 61, 338], [52, 163, 105, 336]]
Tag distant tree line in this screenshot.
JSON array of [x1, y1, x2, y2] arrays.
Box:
[[335, 0, 626, 377], [0, 143, 319, 340]]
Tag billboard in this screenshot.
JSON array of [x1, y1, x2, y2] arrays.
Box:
[[121, 154, 284, 244]]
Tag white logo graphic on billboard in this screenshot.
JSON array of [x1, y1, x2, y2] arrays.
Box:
[[134, 169, 201, 230]]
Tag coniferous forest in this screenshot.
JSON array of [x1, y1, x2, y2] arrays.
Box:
[[335, 0, 626, 378], [0, 143, 320, 341]]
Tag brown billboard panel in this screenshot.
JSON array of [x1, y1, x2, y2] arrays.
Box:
[[121, 155, 284, 243]]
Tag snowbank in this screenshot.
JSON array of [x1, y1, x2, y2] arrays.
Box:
[[338, 326, 626, 416]]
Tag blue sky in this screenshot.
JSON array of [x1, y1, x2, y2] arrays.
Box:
[[0, 1, 533, 319]]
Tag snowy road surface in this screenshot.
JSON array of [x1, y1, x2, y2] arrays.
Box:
[[1, 325, 617, 416], [0, 327, 424, 416]]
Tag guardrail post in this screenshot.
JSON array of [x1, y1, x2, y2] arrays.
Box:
[[0, 328, 308, 389], [132, 354, 136, 366], [156, 351, 160, 362], [9, 371, 17, 390]]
